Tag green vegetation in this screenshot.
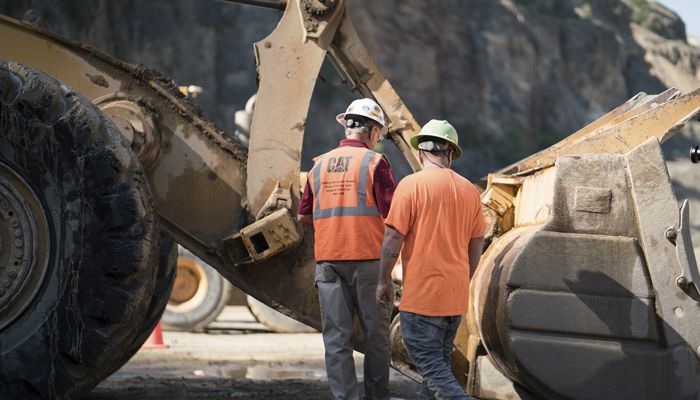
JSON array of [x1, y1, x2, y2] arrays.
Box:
[[611, 3, 632, 23], [579, 3, 594, 20], [628, 0, 654, 28], [576, 2, 607, 28], [627, 0, 685, 40]]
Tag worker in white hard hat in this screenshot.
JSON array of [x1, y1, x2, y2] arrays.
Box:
[[377, 120, 485, 400], [298, 98, 396, 400]]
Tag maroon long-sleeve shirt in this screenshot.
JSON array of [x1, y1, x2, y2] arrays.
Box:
[[298, 139, 396, 218]]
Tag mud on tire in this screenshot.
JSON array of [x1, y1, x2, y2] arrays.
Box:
[[0, 62, 158, 399], [119, 234, 177, 363]]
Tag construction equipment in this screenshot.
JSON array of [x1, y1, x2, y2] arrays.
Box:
[[162, 246, 234, 332], [0, 1, 699, 399], [157, 94, 314, 334], [162, 245, 316, 333]]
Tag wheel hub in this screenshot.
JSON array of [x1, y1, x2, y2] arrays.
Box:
[[0, 163, 49, 331], [169, 258, 208, 312], [170, 259, 207, 304]]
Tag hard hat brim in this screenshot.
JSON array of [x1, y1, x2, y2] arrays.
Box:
[[337, 113, 388, 136], [410, 134, 462, 160]]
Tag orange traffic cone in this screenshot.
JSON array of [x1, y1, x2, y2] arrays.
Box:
[[141, 321, 168, 350]]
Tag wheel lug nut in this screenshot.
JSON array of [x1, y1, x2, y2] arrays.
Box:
[[14, 239, 22, 247], [14, 250, 22, 258], [10, 219, 19, 227], [14, 229, 22, 237]]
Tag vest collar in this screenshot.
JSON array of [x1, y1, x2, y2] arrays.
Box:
[[339, 139, 369, 149]]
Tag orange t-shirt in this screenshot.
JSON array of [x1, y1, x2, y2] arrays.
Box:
[[385, 168, 485, 316]]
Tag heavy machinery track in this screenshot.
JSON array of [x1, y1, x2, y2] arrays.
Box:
[[0, 61, 158, 399]]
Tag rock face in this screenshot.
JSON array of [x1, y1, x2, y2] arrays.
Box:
[[0, 0, 698, 228], [349, 0, 699, 176]]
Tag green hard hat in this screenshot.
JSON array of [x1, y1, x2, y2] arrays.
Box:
[[410, 119, 462, 160]]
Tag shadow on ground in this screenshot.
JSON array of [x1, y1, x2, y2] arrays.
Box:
[[89, 377, 418, 400]]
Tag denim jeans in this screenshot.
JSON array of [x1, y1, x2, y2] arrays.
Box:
[[400, 311, 469, 400]]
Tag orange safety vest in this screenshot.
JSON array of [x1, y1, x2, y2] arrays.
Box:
[[308, 146, 386, 261]]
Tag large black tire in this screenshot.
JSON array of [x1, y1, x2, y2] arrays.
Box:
[[0, 62, 158, 399], [118, 234, 177, 363], [162, 247, 232, 332]]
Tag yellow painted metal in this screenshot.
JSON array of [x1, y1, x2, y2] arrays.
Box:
[[552, 88, 700, 157], [601, 88, 680, 129], [225, 208, 303, 263], [481, 177, 517, 237], [246, 0, 423, 215], [513, 167, 556, 227], [481, 88, 700, 237], [480, 167, 555, 238], [246, 0, 345, 216], [498, 88, 686, 174], [0, 14, 248, 259], [328, 13, 422, 171]]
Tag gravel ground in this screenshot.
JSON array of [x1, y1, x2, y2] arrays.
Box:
[[88, 307, 419, 399]]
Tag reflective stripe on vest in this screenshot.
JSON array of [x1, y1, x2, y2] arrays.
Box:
[[309, 146, 385, 261], [311, 150, 381, 220]]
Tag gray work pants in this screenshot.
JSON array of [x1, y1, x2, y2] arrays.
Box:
[[315, 260, 391, 400]]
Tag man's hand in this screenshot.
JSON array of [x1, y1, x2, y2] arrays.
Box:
[[468, 236, 484, 279], [376, 279, 394, 305]]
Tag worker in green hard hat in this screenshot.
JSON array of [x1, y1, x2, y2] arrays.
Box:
[[409, 119, 463, 164], [376, 119, 484, 400]]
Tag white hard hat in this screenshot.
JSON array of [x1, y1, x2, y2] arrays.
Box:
[[336, 98, 388, 136]]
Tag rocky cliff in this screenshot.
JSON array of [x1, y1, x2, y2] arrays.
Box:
[[351, 0, 699, 174], [1, 0, 699, 212]]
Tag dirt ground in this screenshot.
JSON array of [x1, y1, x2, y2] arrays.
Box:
[[88, 307, 419, 400]]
